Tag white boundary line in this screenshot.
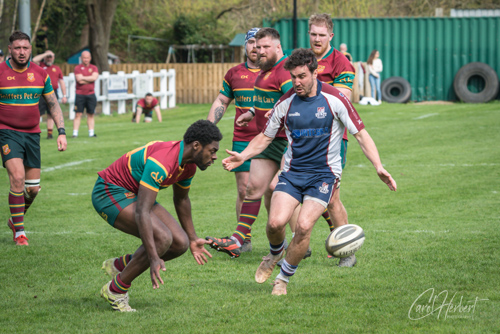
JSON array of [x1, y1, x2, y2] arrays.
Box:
[[42, 159, 94, 172]]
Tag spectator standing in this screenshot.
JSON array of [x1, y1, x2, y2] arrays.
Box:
[[367, 49, 383, 103], [73, 51, 99, 138], [339, 43, 347, 53], [32, 50, 68, 139]]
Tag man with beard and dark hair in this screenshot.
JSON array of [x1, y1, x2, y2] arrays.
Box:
[[0, 31, 67, 246], [32, 50, 68, 139], [206, 27, 295, 258], [93, 120, 222, 312], [222, 49, 396, 295]]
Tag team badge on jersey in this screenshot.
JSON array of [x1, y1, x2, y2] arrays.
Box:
[[27, 73, 35, 82], [315, 107, 326, 119], [317, 65, 325, 73], [339, 92, 345, 97], [124, 192, 136, 199], [319, 182, 329, 194], [52, 68, 56, 72], [2, 144, 11, 155]]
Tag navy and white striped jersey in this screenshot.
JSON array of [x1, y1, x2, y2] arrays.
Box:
[[263, 80, 365, 176]]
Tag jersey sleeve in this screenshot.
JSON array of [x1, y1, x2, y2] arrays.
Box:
[[176, 176, 193, 189], [333, 59, 355, 91], [263, 95, 290, 138], [140, 157, 169, 192], [42, 74, 54, 95], [220, 70, 234, 99]]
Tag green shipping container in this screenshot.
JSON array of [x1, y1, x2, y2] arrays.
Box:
[[264, 17, 500, 101]]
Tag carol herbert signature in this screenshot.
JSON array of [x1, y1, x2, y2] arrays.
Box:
[[408, 288, 489, 320]]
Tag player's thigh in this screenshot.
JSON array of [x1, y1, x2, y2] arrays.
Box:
[[268, 190, 300, 230], [247, 158, 279, 196], [151, 204, 188, 251], [296, 200, 325, 235]]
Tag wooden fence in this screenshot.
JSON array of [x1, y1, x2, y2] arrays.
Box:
[[60, 63, 236, 105], [60, 62, 372, 105]]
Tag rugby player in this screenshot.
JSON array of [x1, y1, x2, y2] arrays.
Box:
[[0, 31, 67, 246]]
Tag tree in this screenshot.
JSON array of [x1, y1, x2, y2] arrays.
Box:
[[86, 0, 118, 71]]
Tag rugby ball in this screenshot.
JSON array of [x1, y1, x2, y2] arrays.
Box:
[[325, 224, 365, 258]]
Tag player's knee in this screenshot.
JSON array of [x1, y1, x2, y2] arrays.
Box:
[[154, 229, 173, 256], [24, 180, 41, 199], [172, 233, 190, 255], [293, 224, 313, 241], [267, 216, 286, 233]]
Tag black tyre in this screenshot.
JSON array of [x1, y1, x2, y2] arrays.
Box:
[[453, 62, 499, 103], [381, 77, 412, 103]]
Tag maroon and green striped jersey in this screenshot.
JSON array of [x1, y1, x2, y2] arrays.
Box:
[[98, 141, 196, 194], [316, 47, 356, 141], [0, 60, 54, 133], [253, 56, 293, 139], [220, 62, 260, 142]]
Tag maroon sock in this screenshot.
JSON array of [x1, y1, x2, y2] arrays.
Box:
[[114, 254, 133, 271], [232, 199, 261, 245], [9, 190, 25, 231], [110, 274, 131, 294]]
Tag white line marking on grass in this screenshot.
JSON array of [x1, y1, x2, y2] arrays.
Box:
[[352, 163, 499, 168], [68, 193, 89, 196], [223, 116, 235, 120], [371, 229, 484, 234], [413, 113, 439, 120], [42, 159, 94, 172]]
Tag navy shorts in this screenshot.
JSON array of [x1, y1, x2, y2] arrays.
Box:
[[274, 170, 339, 208]]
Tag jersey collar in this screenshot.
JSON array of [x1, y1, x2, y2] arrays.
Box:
[[178, 140, 185, 166], [6, 58, 30, 73], [319, 46, 334, 61]]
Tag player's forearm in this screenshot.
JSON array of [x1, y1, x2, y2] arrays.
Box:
[[59, 80, 67, 96], [336, 87, 352, 100], [45, 94, 65, 129], [207, 94, 231, 124], [136, 212, 161, 260], [354, 129, 384, 171], [173, 196, 198, 241], [155, 107, 162, 122]]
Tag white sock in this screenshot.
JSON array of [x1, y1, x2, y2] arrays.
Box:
[[230, 235, 242, 247], [15, 230, 26, 238], [73, 130, 78, 136], [89, 129, 94, 136]]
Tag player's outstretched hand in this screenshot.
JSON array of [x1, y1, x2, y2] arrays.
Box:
[[222, 149, 244, 171], [149, 257, 166, 289], [377, 168, 397, 191], [57, 135, 67, 151], [264, 110, 272, 119], [236, 111, 253, 127], [190, 238, 212, 265]]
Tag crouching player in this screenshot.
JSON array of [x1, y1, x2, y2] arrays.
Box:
[[92, 120, 222, 311]]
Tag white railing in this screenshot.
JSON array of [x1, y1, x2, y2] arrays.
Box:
[[63, 69, 176, 120]]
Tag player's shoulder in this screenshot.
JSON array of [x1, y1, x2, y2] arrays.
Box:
[[90, 64, 99, 72], [332, 49, 355, 71]]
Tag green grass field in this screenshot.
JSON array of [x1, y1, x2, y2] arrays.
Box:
[[1, 102, 499, 333]]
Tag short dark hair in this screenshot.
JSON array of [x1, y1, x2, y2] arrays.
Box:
[[284, 48, 318, 73], [255, 27, 280, 41], [10, 31, 31, 44], [184, 120, 223, 146], [145, 93, 153, 97]]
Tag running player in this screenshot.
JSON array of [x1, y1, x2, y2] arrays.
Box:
[[132, 93, 162, 123], [94, 120, 222, 312], [223, 49, 397, 295], [205, 27, 293, 258], [206, 28, 262, 252], [1, 31, 67, 246]]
